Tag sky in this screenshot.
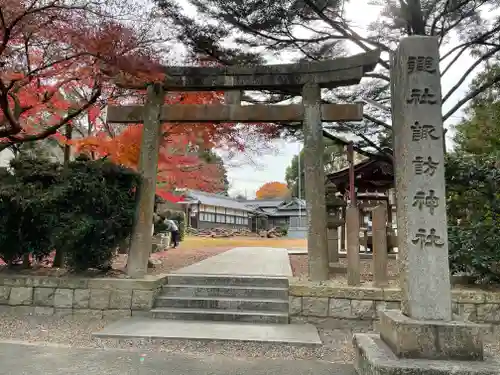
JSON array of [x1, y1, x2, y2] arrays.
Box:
[[224, 0, 476, 198]]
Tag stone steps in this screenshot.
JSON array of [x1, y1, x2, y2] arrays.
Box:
[[155, 295, 289, 312], [161, 284, 288, 299], [167, 274, 289, 288], [93, 318, 322, 346], [153, 274, 290, 324], [151, 307, 289, 324]]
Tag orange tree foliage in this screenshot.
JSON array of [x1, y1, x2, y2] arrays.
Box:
[[255, 181, 290, 200], [0, 0, 164, 150], [73, 91, 282, 201]]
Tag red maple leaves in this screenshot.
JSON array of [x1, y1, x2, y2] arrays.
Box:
[[0, 1, 283, 201], [0, 0, 164, 147]]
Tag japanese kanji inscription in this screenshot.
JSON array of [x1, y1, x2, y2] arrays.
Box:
[[407, 56, 437, 74], [413, 156, 439, 176], [411, 228, 445, 249], [391, 36, 452, 320], [406, 87, 438, 105], [411, 121, 440, 141], [412, 189, 439, 215]]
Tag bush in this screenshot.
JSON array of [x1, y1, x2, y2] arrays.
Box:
[[0, 158, 60, 265], [448, 223, 500, 283], [446, 153, 500, 283], [0, 155, 140, 271], [52, 157, 140, 271], [275, 226, 288, 236]]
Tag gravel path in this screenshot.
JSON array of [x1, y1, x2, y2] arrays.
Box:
[[0, 314, 499, 363], [0, 314, 356, 363]]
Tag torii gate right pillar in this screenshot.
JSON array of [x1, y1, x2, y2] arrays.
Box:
[[302, 83, 329, 281]]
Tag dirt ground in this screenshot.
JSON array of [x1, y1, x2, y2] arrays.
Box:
[[289, 254, 400, 281], [0, 237, 307, 278], [180, 236, 307, 249], [145, 236, 305, 275]]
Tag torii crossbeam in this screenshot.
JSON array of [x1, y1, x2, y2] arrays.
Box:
[[107, 50, 380, 280]]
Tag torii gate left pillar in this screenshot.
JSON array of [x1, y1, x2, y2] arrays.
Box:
[[108, 50, 380, 279]]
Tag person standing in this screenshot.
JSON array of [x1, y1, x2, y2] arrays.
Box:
[[164, 218, 180, 248]]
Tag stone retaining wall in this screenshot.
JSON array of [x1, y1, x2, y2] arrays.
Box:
[[289, 282, 500, 326], [0, 274, 168, 318]]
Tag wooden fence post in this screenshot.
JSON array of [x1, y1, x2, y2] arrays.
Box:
[[373, 204, 388, 287]]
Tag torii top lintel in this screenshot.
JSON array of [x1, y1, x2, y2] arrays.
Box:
[[117, 50, 380, 91]]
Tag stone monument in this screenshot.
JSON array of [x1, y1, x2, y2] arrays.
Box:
[[353, 36, 497, 375]]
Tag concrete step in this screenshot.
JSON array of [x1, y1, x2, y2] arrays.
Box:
[[162, 284, 288, 299], [93, 317, 322, 346], [167, 274, 289, 288], [155, 295, 289, 312], [151, 307, 289, 324]]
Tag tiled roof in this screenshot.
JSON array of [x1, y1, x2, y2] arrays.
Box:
[[183, 190, 255, 212], [244, 198, 286, 208], [181, 191, 308, 216]]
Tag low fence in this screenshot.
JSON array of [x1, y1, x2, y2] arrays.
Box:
[[289, 281, 500, 331], [0, 274, 168, 319]]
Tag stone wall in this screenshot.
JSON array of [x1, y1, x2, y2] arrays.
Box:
[[289, 282, 500, 327], [0, 274, 167, 318]]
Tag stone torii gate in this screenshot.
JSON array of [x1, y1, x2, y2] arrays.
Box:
[[106, 50, 380, 280]]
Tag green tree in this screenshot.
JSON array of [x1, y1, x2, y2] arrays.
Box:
[[446, 152, 500, 282], [285, 140, 343, 198], [155, 0, 500, 155], [454, 64, 500, 156]]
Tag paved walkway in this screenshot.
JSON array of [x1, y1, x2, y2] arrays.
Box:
[[0, 341, 354, 375], [95, 318, 322, 346], [172, 247, 293, 277]]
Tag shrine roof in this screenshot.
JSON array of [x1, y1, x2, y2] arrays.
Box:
[[326, 150, 394, 190]]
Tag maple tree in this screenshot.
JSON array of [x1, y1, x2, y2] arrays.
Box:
[[255, 181, 290, 200], [73, 90, 282, 200], [0, 0, 165, 151], [0, 1, 282, 200]]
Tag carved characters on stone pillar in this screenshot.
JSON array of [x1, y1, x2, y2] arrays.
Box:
[[412, 189, 439, 215], [406, 88, 438, 105], [412, 156, 439, 176], [405, 53, 446, 252], [407, 56, 436, 74], [411, 228, 445, 249], [411, 122, 440, 141]]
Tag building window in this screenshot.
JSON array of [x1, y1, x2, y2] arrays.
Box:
[[200, 213, 216, 222], [216, 214, 225, 223]]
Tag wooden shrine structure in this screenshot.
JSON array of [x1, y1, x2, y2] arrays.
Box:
[[105, 50, 381, 280], [325, 146, 397, 258]]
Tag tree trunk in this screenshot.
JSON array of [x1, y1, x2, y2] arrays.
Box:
[[22, 253, 31, 269], [407, 0, 426, 35], [53, 124, 73, 268]]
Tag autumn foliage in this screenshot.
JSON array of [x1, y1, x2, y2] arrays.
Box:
[[73, 91, 281, 199], [72, 94, 226, 197], [0, 0, 164, 149], [255, 181, 290, 200], [0, 1, 283, 201]]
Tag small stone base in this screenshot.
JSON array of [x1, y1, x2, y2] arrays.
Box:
[[380, 310, 485, 361], [328, 263, 347, 274], [353, 334, 500, 375]]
